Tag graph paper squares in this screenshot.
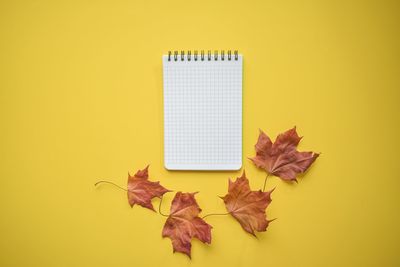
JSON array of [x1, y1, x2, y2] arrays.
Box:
[[163, 54, 243, 170]]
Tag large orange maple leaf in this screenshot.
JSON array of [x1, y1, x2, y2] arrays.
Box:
[[250, 127, 319, 182]]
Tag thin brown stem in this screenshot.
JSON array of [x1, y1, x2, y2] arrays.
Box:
[[263, 174, 270, 192], [158, 195, 169, 217], [202, 212, 230, 219]]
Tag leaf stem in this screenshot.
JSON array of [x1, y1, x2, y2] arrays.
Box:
[[95, 180, 128, 192], [202, 212, 230, 219], [95, 180, 171, 217], [263, 174, 270, 192], [158, 195, 169, 217]]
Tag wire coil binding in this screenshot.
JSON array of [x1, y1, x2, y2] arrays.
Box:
[[167, 50, 239, 61]]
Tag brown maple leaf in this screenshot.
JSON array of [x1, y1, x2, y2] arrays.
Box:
[[162, 192, 212, 258], [250, 127, 319, 182], [221, 171, 274, 236], [127, 165, 170, 211]]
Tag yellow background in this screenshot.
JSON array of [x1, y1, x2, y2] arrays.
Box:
[[1, 0, 399, 266]]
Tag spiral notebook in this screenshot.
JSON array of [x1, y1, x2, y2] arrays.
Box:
[[162, 50, 243, 170]]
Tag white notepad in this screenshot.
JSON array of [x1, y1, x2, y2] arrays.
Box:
[[163, 51, 243, 170]]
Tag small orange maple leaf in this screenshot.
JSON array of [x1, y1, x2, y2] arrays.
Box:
[[127, 166, 170, 211], [162, 192, 212, 258], [221, 171, 274, 236]]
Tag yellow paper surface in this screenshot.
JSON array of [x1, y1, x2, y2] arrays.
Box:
[[0, 0, 399, 266]]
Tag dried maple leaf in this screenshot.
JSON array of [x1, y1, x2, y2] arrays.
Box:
[[127, 165, 170, 211], [162, 192, 212, 258], [221, 171, 274, 236], [250, 127, 319, 182]]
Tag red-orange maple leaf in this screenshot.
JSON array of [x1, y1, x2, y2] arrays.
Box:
[[162, 192, 212, 258], [221, 171, 274, 236], [127, 166, 170, 211], [250, 127, 319, 182]]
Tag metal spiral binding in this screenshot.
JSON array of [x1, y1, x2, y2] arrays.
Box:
[[167, 50, 239, 61]]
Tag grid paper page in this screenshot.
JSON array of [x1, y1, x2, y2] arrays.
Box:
[[163, 54, 242, 170]]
